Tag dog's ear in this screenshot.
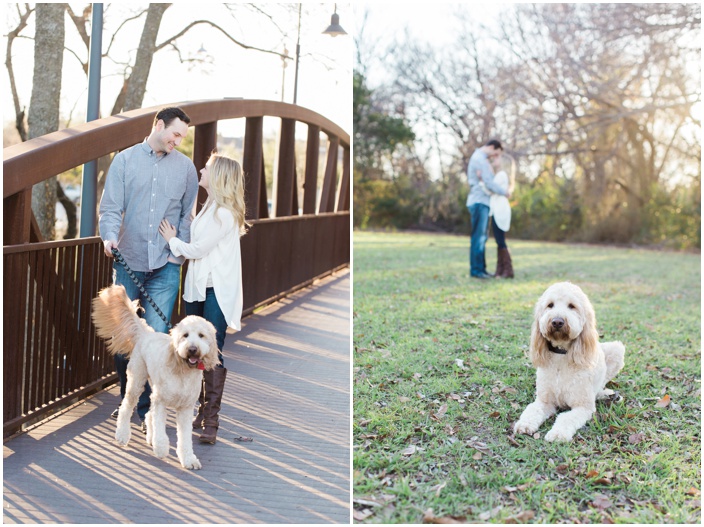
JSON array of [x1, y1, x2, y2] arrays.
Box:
[[529, 313, 549, 368], [202, 321, 221, 371], [167, 325, 186, 370], [570, 297, 599, 368]]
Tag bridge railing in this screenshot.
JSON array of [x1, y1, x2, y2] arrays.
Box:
[[3, 99, 350, 437]]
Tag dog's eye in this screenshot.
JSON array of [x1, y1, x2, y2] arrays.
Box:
[[547, 302, 554, 308], [198, 333, 204, 338], [183, 333, 189, 338], [568, 304, 576, 309]]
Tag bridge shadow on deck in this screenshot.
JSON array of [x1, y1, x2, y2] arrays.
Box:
[[3, 270, 350, 524]]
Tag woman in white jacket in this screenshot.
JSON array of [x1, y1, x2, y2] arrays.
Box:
[[159, 153, 247, 444]]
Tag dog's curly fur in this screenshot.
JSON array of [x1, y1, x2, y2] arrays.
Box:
[[513, 282, 625, 442], [92, 285, 219, 469]]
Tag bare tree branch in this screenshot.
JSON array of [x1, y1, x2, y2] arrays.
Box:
[[155, 19, 292, 61]]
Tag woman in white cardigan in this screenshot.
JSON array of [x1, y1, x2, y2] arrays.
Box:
[[159, 153, 247, 444]]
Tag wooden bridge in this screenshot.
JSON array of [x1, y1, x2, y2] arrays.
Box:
[[2, 99, 350, 522], [3, 270, 350, 523]]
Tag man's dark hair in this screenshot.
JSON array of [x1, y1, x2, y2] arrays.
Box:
[[154, 107, 191, 128], [485, 139, 503, 151]]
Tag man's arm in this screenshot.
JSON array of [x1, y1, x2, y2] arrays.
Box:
[[480, 160, 509, 196], [176, 163, 199, 243], [98, 154, 126, 257]]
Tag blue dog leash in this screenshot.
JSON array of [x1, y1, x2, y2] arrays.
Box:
[[111, 247, 173, 330]]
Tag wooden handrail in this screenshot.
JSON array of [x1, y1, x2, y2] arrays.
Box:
[[3, 99, 350, 199]]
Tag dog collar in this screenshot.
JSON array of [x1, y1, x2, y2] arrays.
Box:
[[547, 341, 568, 355]]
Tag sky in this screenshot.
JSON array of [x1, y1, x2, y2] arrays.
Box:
[[355, 2, 504, 88], [3, 2, 352, 139]]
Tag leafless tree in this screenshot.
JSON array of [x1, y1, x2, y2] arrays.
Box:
[[5, 3, 293, 240], [28, 3, 65, 240], [377, 3, 700, 241]]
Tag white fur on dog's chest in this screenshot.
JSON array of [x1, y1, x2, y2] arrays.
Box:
[[152, 375, 202, 408], [536, 359, 595, 409]]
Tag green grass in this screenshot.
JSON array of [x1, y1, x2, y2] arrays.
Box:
[[353, 231, 701, 524]]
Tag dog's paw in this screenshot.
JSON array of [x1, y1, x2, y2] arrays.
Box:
[[513, 420, 537, 436], [115, 427, 131, 446], [596, 388, 615, 399], [181, 455, 202, 470], [153, 441, 169, 459], [545, 427, 573, 442]]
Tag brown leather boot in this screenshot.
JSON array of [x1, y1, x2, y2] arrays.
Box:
[[498, 248, 514, 278], [200, 367, 227, 444], [192, 380, 205, 429], [494, 247, 505, 277]]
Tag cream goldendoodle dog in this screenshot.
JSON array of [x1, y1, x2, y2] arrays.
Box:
[[92, 285, 219, 469], [513, 282, 625, 442]]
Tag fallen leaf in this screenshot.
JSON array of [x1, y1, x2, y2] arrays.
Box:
[[414, 373, 423, 380], [505, 510, 535, 523], [478, 506, 502, 521], [586, 469, 600, 479], [472, 451, 483, 460], [422, 509, 467, 524], [592, 494, 613, 510], [594, 477, 613, 486], [434, 404, 448, 419], [401, 445, 417, 456], [628, 432, 645, 444], [353, 509, 373, 521], [430, 481, 447, 497], [685, 487, 701, 496], [656, 394, 671, 407], [489, 411, 501, 419], [454, 358, 467, 370]]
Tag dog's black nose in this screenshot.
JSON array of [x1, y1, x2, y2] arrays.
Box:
[[187, 346, 198, 356], [551, 318, 565, 330]]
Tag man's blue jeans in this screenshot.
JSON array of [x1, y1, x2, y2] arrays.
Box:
[[185, 288, 226, 368], [113, 261, 181, 420], [468, 203, 490, 276]]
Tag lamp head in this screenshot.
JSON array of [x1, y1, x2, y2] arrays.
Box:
[[323, 12, 347, 37]]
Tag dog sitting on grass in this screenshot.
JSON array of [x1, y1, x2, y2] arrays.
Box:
[[513, 282, 625, 442]]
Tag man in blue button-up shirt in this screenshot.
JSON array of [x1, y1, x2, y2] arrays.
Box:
[[466, 139, 508, 278], [99, 107, 199, 428]]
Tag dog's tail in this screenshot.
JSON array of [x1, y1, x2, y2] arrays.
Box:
[[602, 341, 625, 383], [91, 285, 153, 357]]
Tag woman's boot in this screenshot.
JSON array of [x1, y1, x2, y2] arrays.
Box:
[[192, 381, 205, 429], [498, 248, 514, 278], [200, 367, 227, 444], [495, 247, 505, 277]]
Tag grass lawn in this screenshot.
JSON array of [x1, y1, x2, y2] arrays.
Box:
[[353, 231, 701, 524]]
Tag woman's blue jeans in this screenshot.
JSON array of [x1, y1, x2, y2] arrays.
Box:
[[491, 216, 508, 249], [185, 288, 226, 368], [113, 261, 181, 420], [468, 203, 490, 276]]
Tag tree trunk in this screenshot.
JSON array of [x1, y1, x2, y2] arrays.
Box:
[[122, 3, 171, 111], [28, 3, 65, 240]]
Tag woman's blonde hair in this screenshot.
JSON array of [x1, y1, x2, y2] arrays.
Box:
[[207, 153, 249, 235]]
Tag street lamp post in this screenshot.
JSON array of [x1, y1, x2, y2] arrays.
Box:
[[292, 4, 346, 105], [79, 3, 103, 238]]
